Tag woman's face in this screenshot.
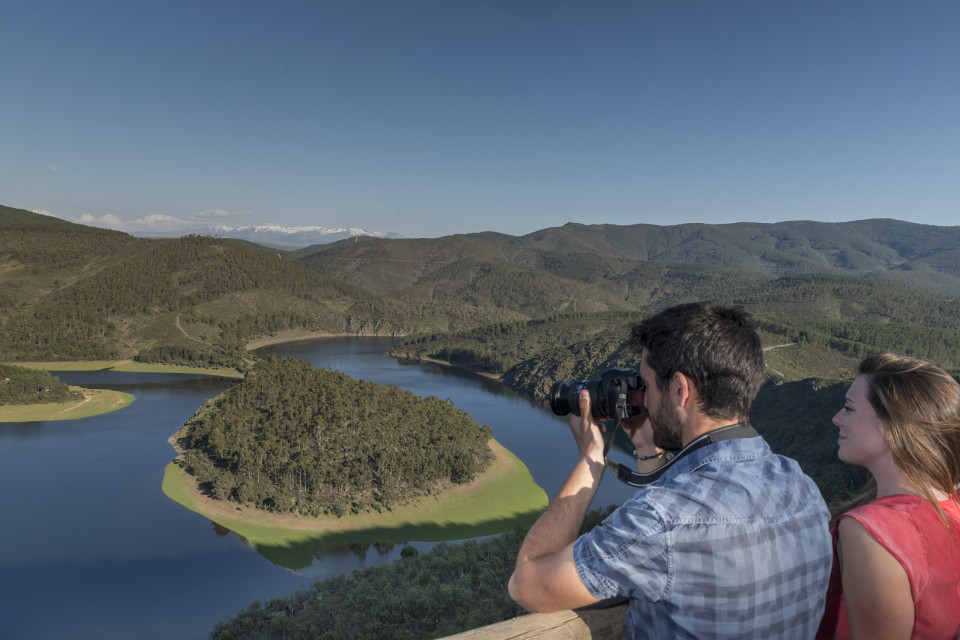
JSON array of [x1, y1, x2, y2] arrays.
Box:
[[832, 375, 891, 468]]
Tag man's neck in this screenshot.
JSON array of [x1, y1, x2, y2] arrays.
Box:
[[681, 415, 745, 447]]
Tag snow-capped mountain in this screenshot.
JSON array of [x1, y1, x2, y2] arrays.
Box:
[[146, 224, 404, 248]]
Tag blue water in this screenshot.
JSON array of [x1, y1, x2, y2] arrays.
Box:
[[0, 339, 634, 639]]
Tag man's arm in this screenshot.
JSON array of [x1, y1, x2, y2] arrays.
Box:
[[508, 390, 606, 613]]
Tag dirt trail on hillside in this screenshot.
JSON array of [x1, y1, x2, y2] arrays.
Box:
[[174, 313, 213, 345]]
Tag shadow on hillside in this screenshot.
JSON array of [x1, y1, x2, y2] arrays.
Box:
[[753, 378, 868, 505]]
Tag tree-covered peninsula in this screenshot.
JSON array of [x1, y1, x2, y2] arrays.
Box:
[[0, 363, 134, 422], [0, 363, 83, 405], [174, 357, 495, 517]]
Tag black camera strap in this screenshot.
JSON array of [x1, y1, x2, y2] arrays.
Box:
[[603, 422, 759, 487]]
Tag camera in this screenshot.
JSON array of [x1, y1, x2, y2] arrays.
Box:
[[550, 368, 646, 423]]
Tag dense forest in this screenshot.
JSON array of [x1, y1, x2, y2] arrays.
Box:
[[0, 364, 83, 405], [174, 357, 494, 516], [0, 207, 517, 366], [392, 308, 960, 402]]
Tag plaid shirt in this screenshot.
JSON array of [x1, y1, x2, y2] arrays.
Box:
[[574, 436, 832, 639]]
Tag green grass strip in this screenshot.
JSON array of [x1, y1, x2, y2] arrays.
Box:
[[0, 387, 134, 422], [5, 360, 243, 378], [162, 439, 548, 570]]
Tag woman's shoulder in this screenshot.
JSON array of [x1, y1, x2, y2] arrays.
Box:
[[845, 494, 944, 521], [841, 497, 928, 548], [846, 493, 960, 520], [840, 495, 960, 562]]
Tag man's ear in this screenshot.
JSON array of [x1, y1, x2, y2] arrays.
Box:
[[671, 371, 694, 409]]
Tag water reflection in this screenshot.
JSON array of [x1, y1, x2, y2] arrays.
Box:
[[395, 355, 548, 407]]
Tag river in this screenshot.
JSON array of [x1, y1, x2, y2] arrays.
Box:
[[0, 337, 634, 639]]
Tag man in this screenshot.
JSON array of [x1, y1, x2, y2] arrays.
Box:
[[509, 302, 832, 639]]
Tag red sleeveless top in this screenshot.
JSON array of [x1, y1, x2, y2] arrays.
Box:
[[817, 494, 960, 639]]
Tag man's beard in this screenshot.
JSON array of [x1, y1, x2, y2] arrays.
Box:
[[650, 393, 684, 451]]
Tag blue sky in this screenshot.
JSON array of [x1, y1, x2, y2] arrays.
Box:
[[2, 1, 958, 238]]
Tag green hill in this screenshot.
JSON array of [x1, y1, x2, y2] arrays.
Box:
[[4, 203, 958, 388], [173, 357, 495, 516], [297, 219, 960, 304], [0, 207, 518, 366], [514, 219, 960, 279], [5, 204, 960, 382]]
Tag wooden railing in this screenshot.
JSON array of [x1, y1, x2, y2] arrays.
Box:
[[440, 600, 628, 640]]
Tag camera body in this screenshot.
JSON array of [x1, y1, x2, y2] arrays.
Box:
[[550, 367, 647, 423]]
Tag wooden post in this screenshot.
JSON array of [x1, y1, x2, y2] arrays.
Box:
[[439, 601, 628, 640]]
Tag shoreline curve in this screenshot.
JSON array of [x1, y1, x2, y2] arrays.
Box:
[[0, 387, 134, 422], [162, 438, 548, 570]]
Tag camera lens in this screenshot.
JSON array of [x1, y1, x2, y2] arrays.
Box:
[[549, 381, 579, 416]]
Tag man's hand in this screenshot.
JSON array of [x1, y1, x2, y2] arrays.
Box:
[[567, 390, 607, 462]]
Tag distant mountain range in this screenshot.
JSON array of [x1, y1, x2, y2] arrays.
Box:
[[143, 223, 405, 247], [4, 202, 960, 376], [296, 218, 960, 300]]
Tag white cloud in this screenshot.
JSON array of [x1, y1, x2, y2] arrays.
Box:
[[32, 209, 56, 217], [79, 213, 128, 229], [137, 214, 192, 231], [48, 164, 58, 172], [78, 212, 197, 233], [74, 209, 248, 234]]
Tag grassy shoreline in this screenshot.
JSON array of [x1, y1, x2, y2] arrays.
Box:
[[162, 438, 548, 569], [5, 359, 245, 378], [243, 330, 362, 350], [0, 387, 134, 422], [0, 360, 239, 422]]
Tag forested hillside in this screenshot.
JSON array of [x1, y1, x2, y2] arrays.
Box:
[[0, 207, 520, 366], [512, 219, 960, 284], [394, 298, 960, 401], [4, 207, 959, 376], [174, 357, 494, 516], [296, 219, 960, 302]]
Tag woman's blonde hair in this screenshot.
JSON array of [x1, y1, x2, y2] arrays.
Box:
[[833, 353, 960, 531]]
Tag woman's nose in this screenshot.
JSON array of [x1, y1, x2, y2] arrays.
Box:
[[831, 411, 843, 428]]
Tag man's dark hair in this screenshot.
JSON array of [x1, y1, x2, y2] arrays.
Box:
[[629, 302, 764, 421]]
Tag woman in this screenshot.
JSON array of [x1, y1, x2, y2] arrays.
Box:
[[817, 353, 960, 639]]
